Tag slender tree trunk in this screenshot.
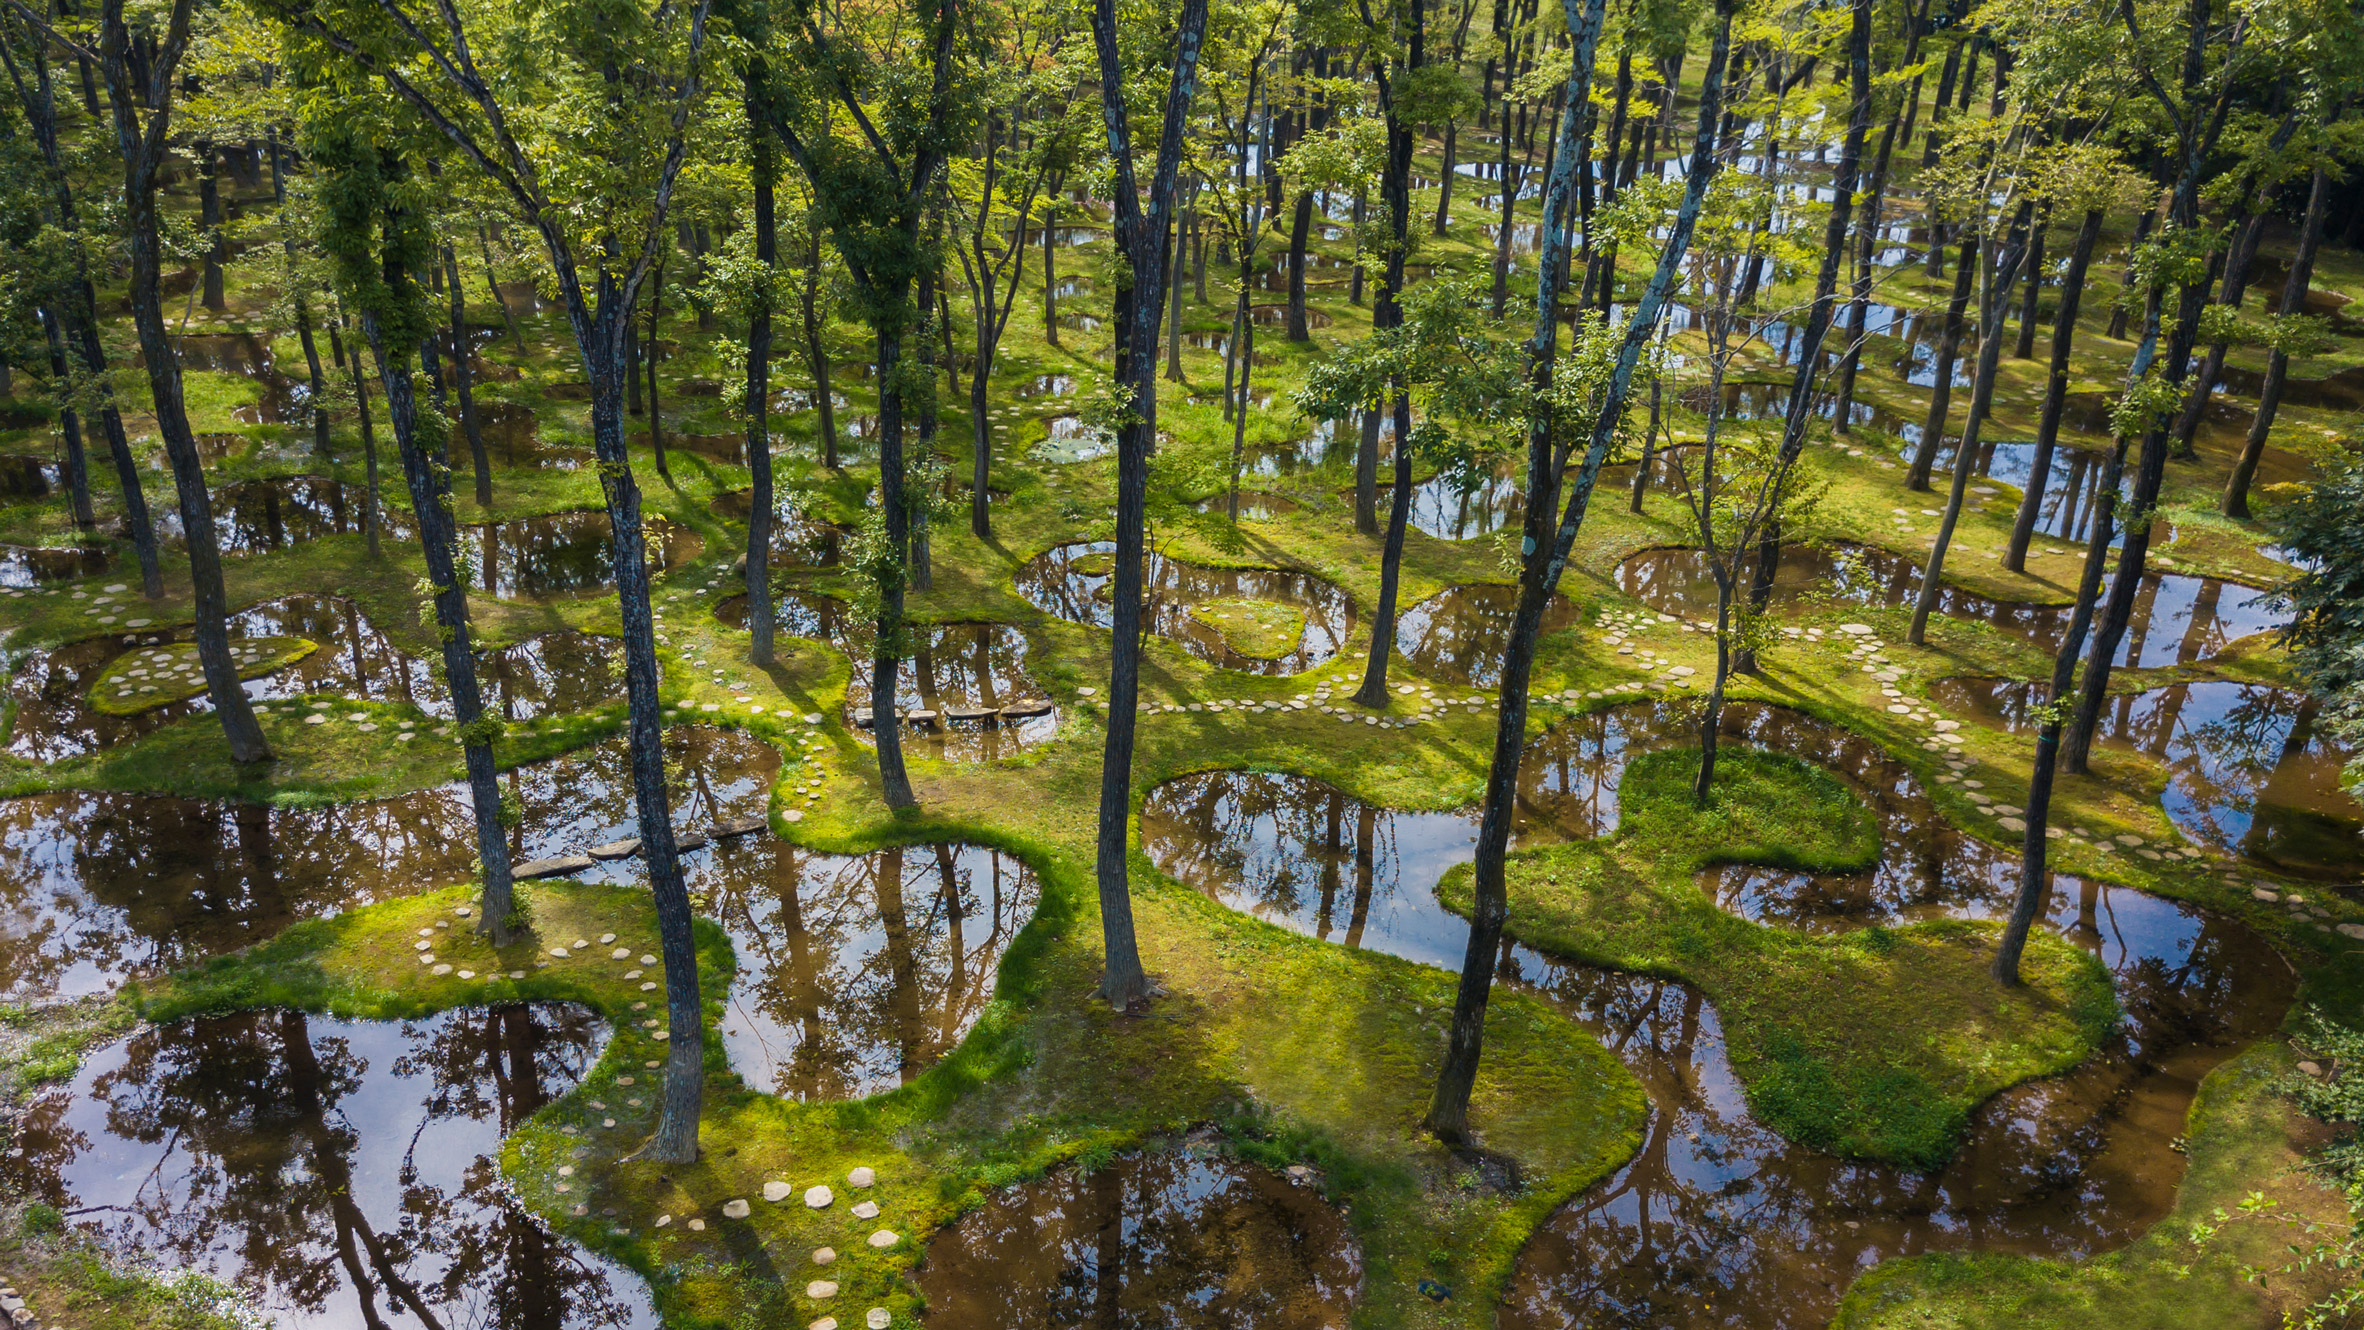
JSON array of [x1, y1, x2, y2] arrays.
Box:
[[337, 320, 385, 559], [2225, 165, 2328, 518], [1286, 190, 1314, 341], [2006, 206, 2102, 570], [579, 291, 699, 1164], [2012, 212, 2045, 359], [101, 18, 269, 763], [2106, 207, 2154, 341], [364, 307, 516, 943], [1911, 205, 2031, 646], [198, 139, 226, 310], [1737, 0, 1872, 675], [481, 231, 523, 354], [1087, 0, 1209, 1010], [871, 326, 917, 806], [802, 227, 837, 469], [1353, 56, 1420, 708], [37, 310, 95, 528], [446, 248, 491, 505], [1433, 119, 1458, 235], [746, 103, 778, 667], [1042, 203, 1060, 347], [1906, 236, 1977, 490], [1994, 430, 2125, 980], [1428, 0, 1729, 1143]]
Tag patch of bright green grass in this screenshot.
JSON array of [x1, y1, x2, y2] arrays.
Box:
[[1188, 595, 1307, 658]]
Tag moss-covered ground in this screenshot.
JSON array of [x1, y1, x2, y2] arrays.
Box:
[[2, 82, 2361, 1329]]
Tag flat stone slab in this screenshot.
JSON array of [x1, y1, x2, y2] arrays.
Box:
[[515, 854, 595, 879], [764, 1181, 794, 1203], [942, 705, 1000, 722], [674, 832, 710, 853], [999, 699, 1054, 718], [711, 814, 769, 838], [588, 838, 642, 860]]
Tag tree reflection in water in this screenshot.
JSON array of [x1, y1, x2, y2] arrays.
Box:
[[696, 838, 1040, 1100], [4, 1004, 655, 1330]]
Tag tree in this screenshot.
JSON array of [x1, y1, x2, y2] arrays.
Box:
[[951, 4, 1085, 539], [310, 122, 519, 946], [1426, 0, 1735, 1144], [0, 0, 164, 598], [277, 0, 719, 1161], [1086, 0, 1212, 1009], [97, 0, 272, 763], [754, 0, 969, 811]]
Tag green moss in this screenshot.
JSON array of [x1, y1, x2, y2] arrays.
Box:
[[0, 1213, 251, 1330], [1188, 596, 1307, 659], [86, 638, 317, 714]]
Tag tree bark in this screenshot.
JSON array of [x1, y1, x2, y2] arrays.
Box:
[[2224, 165, 2328, 518], [746, 91, 778, 667], [1427, 0, 1730, 1144], [2005, 206, 2102, 571], [446, 248, 491, 505], [100, 0, 271, 764], [1905, 235, 1976, 490], [1086, 0, 1210, 1010]]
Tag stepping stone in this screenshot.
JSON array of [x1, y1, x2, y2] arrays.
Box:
[[812, 1247, 837, 1264], [722, 1199, 751, 1219], [943, 705, 1000, 722], [867, 1311, 891, 1330], [765, 1181, 794, 1203], [905, 709, 940, 725], [675, 832, 710, 852], [1000, 699, 1054, 718], [807, 1281, 839, 1299], [852, 1201, 880, 1220], [712, 814, 769, 837], [812, 1321, 838, 1330], [847, 1166, 876, 1188], [867, 1230, 899, 1249], [515, 854, 595, 879], [590, 838, 642, 860], [804, 1185, 834, 1208]]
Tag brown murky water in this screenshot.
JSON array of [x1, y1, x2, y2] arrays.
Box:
[[1931, 676, 2364, 881], [4, 595, 623, 761], [459, 511, 701, 600], [2, 1004, 656, 1330], [1616, 542, 2287, 668], [917, 1145, 1362, 1329], [153, 475, 406, 555], [714, 590, 1059, 761], [1014, 540, 1354, 675], [1137, 701, 2294, 1329]]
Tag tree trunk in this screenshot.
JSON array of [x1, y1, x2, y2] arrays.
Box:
[[1286, 190, 1314, 341], [2106, 207, 2154, 341], [2012, 213, 2045, 359], [1354, 70, 1421, 708], [871, 326, 917, 806], [2226, 165, 2328, 518], [2005, 206, 2102, 571], [1042, 203, 1060, 347], [1905, 235, 1977, 491], [198, 139, 226, 310], [102, 24, 269, 764], [802, 226, 837, 469], [1433, 119, 1458, 235], [446, 248, 490, 505], [1428, 0, 1730, 1143], [37, 310, 95, 528], [1911, 204, 2031, 646], [364, 309, 516, 944], [1086, 0, 1209, 1011], [1994, 430, 2125, 980], [580, 296, 699, 1164], [747, 108, 778, 667]]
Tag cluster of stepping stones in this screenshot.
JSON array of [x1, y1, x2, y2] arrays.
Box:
[[1, 1279, 49, 1330], [12, 582, 155, 628], [635, 1166, 899, 1330], [509, 811, 776, 880], [252, 696, 446, 740]]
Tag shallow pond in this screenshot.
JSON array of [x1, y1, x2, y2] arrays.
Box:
[[698, 839, 1039, 1100], [917, 1146, 1362, 1329], [155, 476, 400, 555], [1616, 542, 2285, 668], [1015, 540, 1354, 676], [4, 1004, 656, 1330], [707, 489, 850, 568], [459, 511, 702, 600], [1394, 583, 1583, 688], [1930, 677, 2364, 880], [0, 544, 110, 587], [1139, 701, 2294, 1328], [714, 591, 1059, 762], [4, 595, 622, 761], [0, 727, 771, 999]]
